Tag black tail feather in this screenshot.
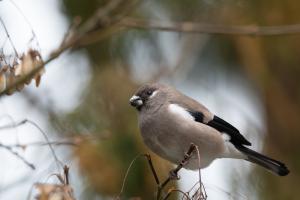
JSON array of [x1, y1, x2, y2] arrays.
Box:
[[236, 145, 289, 176]]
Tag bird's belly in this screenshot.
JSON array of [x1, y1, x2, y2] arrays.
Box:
[[140, 116, 226, 169]]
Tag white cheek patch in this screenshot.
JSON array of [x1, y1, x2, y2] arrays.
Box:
[[149, 90, 158, 98], [168, 104, 194, 121]]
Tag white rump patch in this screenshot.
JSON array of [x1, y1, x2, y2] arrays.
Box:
[[222, 133, 246, 159], [168, 104, 194, 121]]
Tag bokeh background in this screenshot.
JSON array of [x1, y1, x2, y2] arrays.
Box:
[[0, 0, 299, 199]]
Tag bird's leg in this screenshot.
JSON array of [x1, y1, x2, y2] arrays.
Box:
[[168, 144, 197, 180], [157, 143, 197, 200]]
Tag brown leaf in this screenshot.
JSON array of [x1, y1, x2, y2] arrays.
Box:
[[5, 71, 17, 95], [0, 72, 6, 93]]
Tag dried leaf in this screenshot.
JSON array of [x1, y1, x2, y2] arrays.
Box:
[[5, 71, 17, 95], [49, 193, 64, 200], [30, 49, 45, 87], [36, 183, 56, 195], [33, 57, 45, 87], [14, 63, 22, 76], [21, 52, 34, 85], [1, 65, 9, 73], [35, 183, 75, 200], [0, 72, 6, 93]]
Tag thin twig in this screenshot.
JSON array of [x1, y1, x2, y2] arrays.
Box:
[[0, 142, 35, 170], [117, 153, 162, 199], [120, 17, 300, 36], [0, 119, 64, 171], [162, 188, 191, 200], [21, 120, 64, 171], [117, 154, 144, 198], [0, 0, 141, 97], [7, 141, 77, 148], [0, 119, 27, 130], [194, 145, 207, 199], [9, 0, 41, 51], [0, 17, 19, 57], [64, 165, 70, 185]]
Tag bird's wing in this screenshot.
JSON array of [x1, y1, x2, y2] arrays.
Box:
[[170, 91, 251, 147], [188, 110, 251, 146]]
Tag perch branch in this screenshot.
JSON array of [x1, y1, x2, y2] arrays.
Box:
[[117, 144, 205, 199], [157, 143, 197, 200]]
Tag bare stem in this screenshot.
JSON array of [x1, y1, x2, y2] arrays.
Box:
[[0, 142, 35, 170], [120, 17, 300, 36]]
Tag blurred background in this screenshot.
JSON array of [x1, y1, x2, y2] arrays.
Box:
[[0, 0, 299, 199]]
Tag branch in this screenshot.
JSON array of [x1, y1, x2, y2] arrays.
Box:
[[0, 119, 64, 171], [0, 17, 19, 57], [0, 0, 139, 97], [120, 17, 300, 36], [117, 144, 207, 200], [157, 144, 197, 200], [117, 154, 159, 199], [0, 142, 35, 170], [4, 141, 77, 149]]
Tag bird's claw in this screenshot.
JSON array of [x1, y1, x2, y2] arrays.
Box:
[[169, 170, 180, 180]]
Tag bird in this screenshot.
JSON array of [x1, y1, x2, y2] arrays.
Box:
[[129, 83, 289, 176]]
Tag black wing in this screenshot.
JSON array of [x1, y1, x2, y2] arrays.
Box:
[[188, 111, 251, 146]]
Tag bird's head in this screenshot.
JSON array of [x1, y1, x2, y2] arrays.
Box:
[[129, 83, 167, 111]]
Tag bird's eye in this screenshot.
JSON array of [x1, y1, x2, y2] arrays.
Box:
[[147, 90, 153, 96]]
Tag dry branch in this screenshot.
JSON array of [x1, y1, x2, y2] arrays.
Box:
[[120, 17, 300, 36], [3, 1, 300, 96], [0, 142, 35, 169], [117, 143, 206, 200], [0, 119, 64, 170], [157, 144, 197, 200], [34, 165, 75, 200], [0, 0, 139, 97]]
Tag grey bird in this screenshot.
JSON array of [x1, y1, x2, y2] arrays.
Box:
[[129, 83, 289, 176]]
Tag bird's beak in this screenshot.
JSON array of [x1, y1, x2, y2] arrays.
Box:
[[129, 95, 143, 108]]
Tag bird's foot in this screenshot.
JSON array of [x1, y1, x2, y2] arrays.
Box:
[[169, 169, 180, 180]]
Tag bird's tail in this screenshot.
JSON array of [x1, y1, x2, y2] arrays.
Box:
[[236, 145, 289, 176]]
